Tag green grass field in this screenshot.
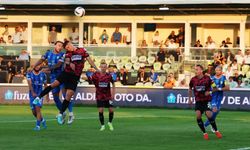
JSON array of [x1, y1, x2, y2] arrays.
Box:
[[0, 105, 250, 150]]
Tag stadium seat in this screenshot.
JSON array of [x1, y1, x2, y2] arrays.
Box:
[[121, 56, 130, 63], [242, 65, 250, 75], [140, 63, 146, 68], [131, 56, 138, 64], [139, 56, 147, 63], [153, 62, 162, 72], [162, 63, 171, 72], [133, 63, 141, 70], [147, 56, 155, 65], [105, 56, 113, 65], [144, 82, 152, 86], [116, 62, 124, 69], [125, 63, 133, 71], [113, 57, 121, 64], [135, 82, 144, 86], [158, 75, 166, 86], [246, 71, 250, 78]]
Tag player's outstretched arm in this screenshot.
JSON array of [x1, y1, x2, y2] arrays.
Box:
[[86, 57, 99, 71], [111, 82, 116, 100], [188, 88, 193, 104]]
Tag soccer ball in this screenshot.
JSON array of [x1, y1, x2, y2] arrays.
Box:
[[74, 7, 85, 17]]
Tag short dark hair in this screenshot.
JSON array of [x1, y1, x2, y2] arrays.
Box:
[[63, 40, 70, 48], [196, 64, 204, 70], [54, 41, 63, 45]]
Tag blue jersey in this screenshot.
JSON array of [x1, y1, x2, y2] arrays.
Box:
[[211, 75, 227, 109], [42, 50, 64, 76], [26, 71, 47, 95]]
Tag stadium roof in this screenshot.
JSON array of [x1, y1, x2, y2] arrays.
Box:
[[0, 0, 250, 15]]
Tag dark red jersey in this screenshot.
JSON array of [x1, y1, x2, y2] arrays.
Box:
[[92, 72, 114, 101], [64, 48, 89, 77], [189, 75, 212, 102]]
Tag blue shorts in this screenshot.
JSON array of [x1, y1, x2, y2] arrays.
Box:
[[29, 92, 43, 110], [211, 92, 223, 110]]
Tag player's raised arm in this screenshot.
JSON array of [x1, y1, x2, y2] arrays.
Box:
[[86, 56, 99, 71]]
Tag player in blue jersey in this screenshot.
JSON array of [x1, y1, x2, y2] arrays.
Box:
[[34, 41, 75, 124], [205, 65, 230, 132], [27, 65, 48, 131]]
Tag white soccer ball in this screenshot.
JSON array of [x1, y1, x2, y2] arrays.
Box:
[[74, 7, 85, 17]]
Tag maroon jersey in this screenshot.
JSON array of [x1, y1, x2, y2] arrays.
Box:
[[189, 75, 212, 102], [92, 72, 114, 101], [64, 48, 89, 77]]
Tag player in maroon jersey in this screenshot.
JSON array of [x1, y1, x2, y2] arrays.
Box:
[[34, 40, 99, 125], [188, 65, 222, 140], [91, 60, 116, 131]]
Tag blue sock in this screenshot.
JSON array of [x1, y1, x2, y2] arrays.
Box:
[[53, 95, 62, 111], [68, 101, 73, 113], [204, 111, 219, 127], [36, 120, 41, 127]]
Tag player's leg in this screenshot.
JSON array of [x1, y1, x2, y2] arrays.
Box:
[[34, 106, 42, 131], [29, 93, 37, 118], [204, 94, 217, 127], [98, 104, 105, 131], [206, 110, 222, 138], [63, 86, 74, 124], [195, 102, 209, 140], [107, 101, 114, 131]]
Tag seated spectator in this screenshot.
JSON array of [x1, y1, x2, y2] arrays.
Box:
[[90, 39, 98, 45], [139, 40, 148, 56], [237, 78, 243, 88], [169, 47, 182, 62], [214, 51, 225, 65], [240, 78, 250, 88], [16, 67, 25, 77], [234, 49, 244, 65], [6, 35, 13, 45], [117, 68, 128, 85], [177, 34, 184, 47], [205, 36, 216, 48], [169, 72, 176, 85], [167, 31, 177, 42], [102, 38, 108, 45], [149, 68, 159, 83], [178, 78, 187, 87], [243, 49, 250, 65], [233, 71, 243, 83], [220, 40, 228, 48], [69, 27, 79, 44], [108, 67, 118, 82], [0, 37, 5, 44], [137, 67, 149, 83], [225, 64, 233, 80], [7, 61, 16, 83], [167, 39, 177, 49], [99, 29, 109, 43], [204, 64, 215, 76], [225, 50, 234, 64], [12, 26, 22, 44], [111, 27, 122, 43], [228, 76, 238, 88], [163, 75, 175, 89], [194, 40, 203, 47], [153, 30, 161, 47], [225, 37, 232, 44], [2, 25, 9, 42], [17, 49, 30, 68], [123, 26, 131, 45], [157, 45, 166, 64]]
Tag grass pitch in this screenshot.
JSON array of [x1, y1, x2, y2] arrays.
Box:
[[0, 105, 250, 150]]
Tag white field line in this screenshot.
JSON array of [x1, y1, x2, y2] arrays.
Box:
[[229, 147, 250, 150]]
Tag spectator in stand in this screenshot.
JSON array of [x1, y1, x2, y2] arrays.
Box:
[[157, 45, 166, 64], [118, 68, 128, 85], [139, 39, 148, 56], [168, 39, 177, 49], [149, 68, 159, 84], [101, 38, 108, 45], [68, 27, 79, 44], [225, 64, 233, 80], [177, 27, 185, 46], [243, 49, 250, 65], [205, 36, 216, 48], [6, 35, 13, 45], [204, 64, 215, 76], [220, 40, 228, 48], [90, 39, 98, 45], [214, 51, 225, 65], [108, 67, 118, 82], [20, 25, 28, 43], [0, 37, 5, 44], [99, 29, 109, 44], [178, 78, 188, 87], [233, 71, 243, 83], [0, 56, 4, 70], [7, 61, 16, 83], [225, 50, 234, 64], [237, 78, 243, 88], [234, 49, 244, 65], [228, 76, 238, 88], [153, 30, 161, 47], [2, 25, 9, 42], [231, 59, 239, 71], [225, 37, 232, 44], [123, 26, 131, 45], [167, 31, 177, 42], [12, 26, 22, 44], [163, 75, 175, 89], [169, 47, 182, 62], [111, 27, 122, 43], [137, 67, 149, 83], [48, 26, 57, 44], [236, 36, 240, 47], [17, 49, 30, 68], [194, 40, 203, 47], [169, 72, 176, 85], [240, 79, 250, 88]]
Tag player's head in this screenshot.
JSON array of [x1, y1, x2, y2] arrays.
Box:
[[215, 65, 223, 76], [33, 64, 41, 73], [195, 64, 204, 76], [100, 60, 107, 73], [54, 41, 63, 53], [63, 40, 74, 52]]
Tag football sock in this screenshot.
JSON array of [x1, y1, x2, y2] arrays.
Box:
[[53, 95, 62, 111], [197, 118, 206, 133], [109, 112, 114, 123], [36, 120, 41, 127], [208, 118, 218, 131], [68, 101, 73, 113], [39, 86, 52, 98], [204, 111, 219, 127], [60, 100, 70, 114], [99, 112, 104, 125]]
